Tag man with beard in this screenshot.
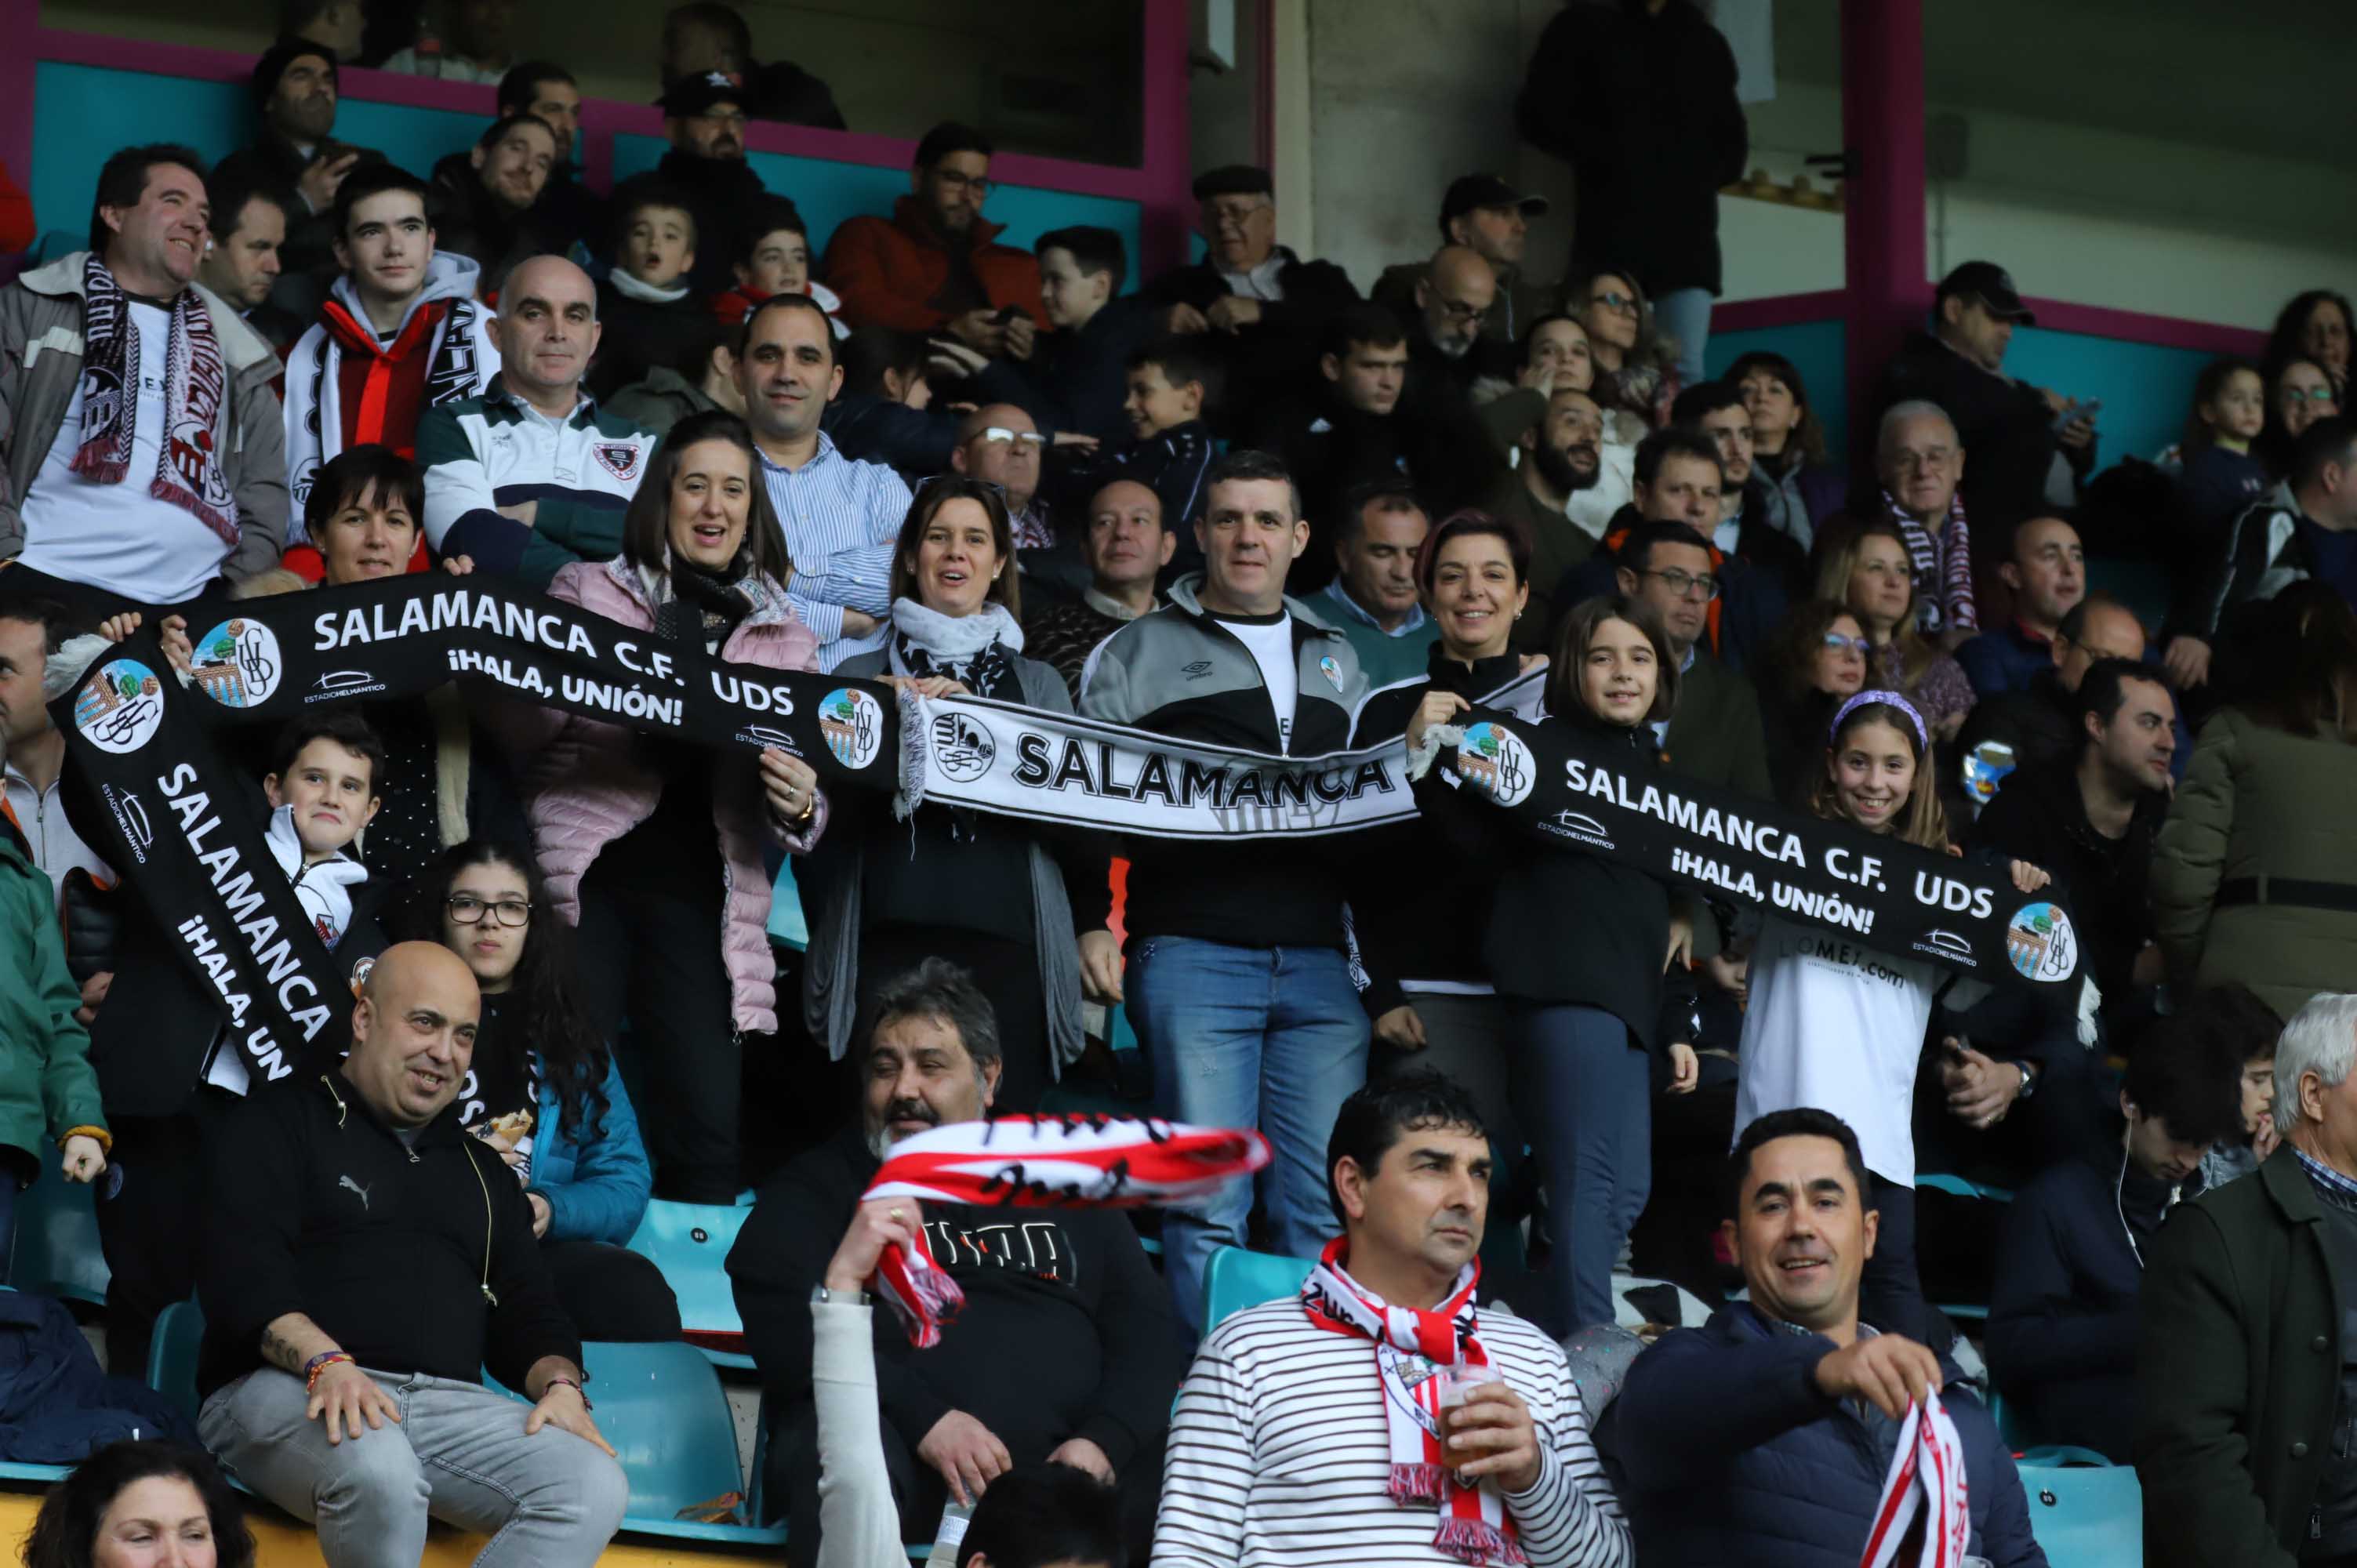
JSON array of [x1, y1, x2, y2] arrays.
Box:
[[648, 71, 769, 297], [196, 169, 303, 354], [1498, 386, 1607, 654], [497, 62, 605, 257], [727, 960, 1182, 1561], [823, 122, 1045, 351], [427, 111, 557, 297], [1672, 379, 1807, 597], [214, 38, 369, 318]]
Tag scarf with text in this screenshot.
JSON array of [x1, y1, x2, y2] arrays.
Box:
[[286, 292, 485, 515], [1880, 487, 1977, 637], [1860, 1393, 1970, 1568], [72, 255, 236, 544], [860, 1115, 1271, 1348], [1302, 1240, 1522, 1566]]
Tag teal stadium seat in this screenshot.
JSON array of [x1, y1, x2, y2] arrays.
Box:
[[623, 1199, 754, 1368], [583, 1339, 787, 1546], [1200, 1246, 1314, 1330], [147, 1298, 207, 1425], [9, 1157, 109, 1305], [2019, 1460, 2138, 1567]]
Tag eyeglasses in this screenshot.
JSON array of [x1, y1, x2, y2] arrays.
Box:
[[2287, 387, 2339, 405], [1436, 297, 1487, 325], [691, 108, 748, 129], [1638, 568, 1718, 601], [977, 427, 1045, 449], [1821, 633, 1872, 655], [447, 894, 531, 927], [1589, 292, 1638, 314], [935, 170, 993, 197]]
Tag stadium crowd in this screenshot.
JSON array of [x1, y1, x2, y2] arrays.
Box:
[[4, 2, 2357, 1566]]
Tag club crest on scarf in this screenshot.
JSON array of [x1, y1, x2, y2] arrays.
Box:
[[72, 256, 238, 544]]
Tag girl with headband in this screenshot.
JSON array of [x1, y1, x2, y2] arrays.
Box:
[[1731, 690, 2049, 1342]]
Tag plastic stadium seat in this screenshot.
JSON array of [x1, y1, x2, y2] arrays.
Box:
[[623, 1199, 754, 1368], [1916, 1172, 2014, 1203], [2019, 1460, 2138, 1567], [8, 1158, 109, 1305], [1201, 1247, 1314, 1330], [582, 1339, 786, 1546], [147, 1299, 208, 1425]]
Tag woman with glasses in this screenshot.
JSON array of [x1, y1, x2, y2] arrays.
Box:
[[2255, 354, 2342, 481], [403, 840, 681, 1342], [1760, 599, 1872, 806], [804, 475, 1118, 1113], [514, 408, 826, 1203], [1566, 264, 1681, 429], [1818, 520, 1976, 744]]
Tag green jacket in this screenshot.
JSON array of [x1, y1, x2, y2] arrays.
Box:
[[0, 823, 104, 1163], [2137, 1146, 2340, 1568], [603, 366, 720, 438], [1664, 644, 1772, 800]]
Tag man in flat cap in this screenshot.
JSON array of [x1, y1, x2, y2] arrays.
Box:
[[1372, 173, 1554, 349]]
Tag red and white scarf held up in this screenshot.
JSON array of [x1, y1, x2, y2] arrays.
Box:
[[859, 1114, 1270, 1348], [73, 254, 238, 546], [1860, 1391, 1970, 1568]]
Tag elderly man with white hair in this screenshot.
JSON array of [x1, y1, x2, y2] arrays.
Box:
[[1871, 399, 1977, 647], [2137, 992, 2357, 1567]]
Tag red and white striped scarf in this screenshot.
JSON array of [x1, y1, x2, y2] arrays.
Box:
[[860, 1114, 1270, 1348], [1860, 1392, 1970, 1568], [1301, 1239, 1524, 1566]]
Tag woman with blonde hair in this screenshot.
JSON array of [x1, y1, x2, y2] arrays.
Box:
[[1816, 518, 1976, 742]]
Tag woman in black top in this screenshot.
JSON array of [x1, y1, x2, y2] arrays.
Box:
[[805, 477, 1119, 1112], [1760, 598, 1872, 807]]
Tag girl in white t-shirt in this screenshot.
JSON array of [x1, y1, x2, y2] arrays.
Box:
[[1734, 690, 2047, 1341]]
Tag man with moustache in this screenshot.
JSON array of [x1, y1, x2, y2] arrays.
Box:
[[215, 38, 369, 318], [728, 960, 1182, 1560], [823, 122, 1045, 350], [1499, 385, 1607, 654]]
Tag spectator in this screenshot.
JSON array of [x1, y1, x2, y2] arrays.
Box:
[[2265, 288, 2354, 401], [2255, 353, 2339, 480], [818, 331, 1036, 483], [1869, 399, 1980, 644], [649, 71, 769, 298], [416, 255, 659, 589], [212, 40, 361, 316], [1957, 590, 2147, 778], [1614, 519, 1770, 798], [405, 839, 680, 1343], [1480, 314, 1640, 545], [1989, 1004, 2244, 1461], [2136, 992, 2357, 1566], [1603, 1108, 2046, 1566], [282, 0, 367, 61], [197, 171, 303, 355], [1022, 478, 1171, 698], [1372, 174, 1553, 348], [1876, 261, 2095, 552], [0, 594, 111, 904], [588, 184, 706, 401], [0, 145, 289, 619], [23, 1439, 254, 1568], [1756, 598, 1869, 805], [658, 0, 844, 130], [732, 959, 1182, 1561], [1302, 481, 1437, 686], [1954, 514, 2087, 699], [1974, 659, 2174, 1028], [1517, 0, 1744, 384], [805, 477, 1117, 1111], [1815, 518, 1976, 742], [1415, 594, 1694, 1333], [1087, 336, 1218, 564], [380, 0, 520, 82], [822, 122, 1044, 347], [2170, 414, 2357, 691], [1670, 379, 1807, 596], [427, 111, 557, 297], [604, 310, 743, 437], [1078, 450, 1371, 1328], [709, 198, 848, 336], [2174, 357, 2270, 549], [1496, 383, 1611, 654], [1728, 348, 1843, 551], [284, 164, 502, 565], [498, 61, 605, 258], [1156, 1069, 1632, 1568], [2189, 983, 2286, 1191], [513, 408, 826, 1200], [1563, 265, 1680, 429], [1405, 244, 1514, 394], [2152, 584, 2357, 1019], [1139, 165, 1359, 436], [735, 294, 917, 670], [88, 710, 388, 1374], [194, 942, 625, 1568], [1015, 224, 1154, 445], [1736, 691, 2048, 1342], [950, 406, 1054, 548]]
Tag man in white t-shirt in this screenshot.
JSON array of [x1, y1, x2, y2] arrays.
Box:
[[0, 145, 289, 619], [1079, 448, 1373, 1327]]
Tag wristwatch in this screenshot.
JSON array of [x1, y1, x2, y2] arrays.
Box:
[[812, 1284, 871, 1306], [2014, 1062, 2038, 1101]]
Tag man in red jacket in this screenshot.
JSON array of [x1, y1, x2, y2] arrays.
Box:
[[821, 122, 1044, 354]]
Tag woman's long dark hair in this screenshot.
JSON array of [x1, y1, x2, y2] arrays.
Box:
[[619, 408, 792, 587], [1545, 593, 1677, 727], [2264, 290, 2354, 388], [888, 474, 1022, 619], [1725, 349, 1829, 466], [398, 839, 613, 1142], [2257, 354, 2338, 479], [25, 1440, 256, 1568]]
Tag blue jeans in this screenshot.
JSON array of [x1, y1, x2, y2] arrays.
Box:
[[1128, 937, 1370, 1328], [1652, 286, 1713, 387], [1515, 1002, 1651, 1336]]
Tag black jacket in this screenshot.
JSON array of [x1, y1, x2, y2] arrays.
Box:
[[1015, 296, 1157, 447], [823, 358, 1055, 481], [645, 152, 774, 297], [739, 57, 848, 130], [529, 164, 609, 260], [1139, 249, 1359, 435], [1516, 0, 1747, 299], [725, 1126, 1186, 1472], [1254, 384, 1495, 593], [213, 132, 351, 321], [588, 278, 710, 403], [1876, 331, 2094, 542], [196, 1071, 581, 1400], [1971, 757, 2163, 1007], [1955, 668, 2078, 779], [427, 152, 542, 298]]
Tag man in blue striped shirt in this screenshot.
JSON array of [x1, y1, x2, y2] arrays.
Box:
[[736, 293, 914, 669]]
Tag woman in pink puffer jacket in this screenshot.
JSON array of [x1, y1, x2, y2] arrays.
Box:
[[514, 409, 826, 1203]]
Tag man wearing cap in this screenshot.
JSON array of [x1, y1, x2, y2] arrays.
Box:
[[213, 38, 371, 318], [1140, 165, 1358, 434], [1372, 174, 1553, 347], [1878, 260, 2097, 564], [650, 70, 773, 297]]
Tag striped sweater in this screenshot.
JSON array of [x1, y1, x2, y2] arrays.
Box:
[[1153, 1298, 1633, 1568]]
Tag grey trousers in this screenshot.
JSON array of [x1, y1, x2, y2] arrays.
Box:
[[199, 1367, 629, 1568]]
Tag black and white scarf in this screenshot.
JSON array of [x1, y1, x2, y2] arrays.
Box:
[[73, 254, 236, 544], [888, 597, 1023, 699]]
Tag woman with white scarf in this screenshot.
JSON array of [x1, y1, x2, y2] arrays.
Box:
[[804, 475, 1120, 1112]]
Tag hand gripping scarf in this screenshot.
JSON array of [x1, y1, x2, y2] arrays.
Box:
[[1301, 1238, 1525, 1566], [860, 1114, 1271, 1348], [1860, 1392, 1970, 1568], [73, 254, 237, 544]]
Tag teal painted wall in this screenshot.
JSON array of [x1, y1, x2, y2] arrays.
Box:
[[1705, 317, 1850, 467], [2001, 326, 2213, 472]]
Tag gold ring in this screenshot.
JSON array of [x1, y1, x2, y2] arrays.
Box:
[[891, 1207, 907, 1223]]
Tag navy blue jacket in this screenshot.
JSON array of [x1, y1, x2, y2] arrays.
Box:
[[1601, 1303, 2048, 1567], [1956, 620, 2055, 700], [0, 1289, 196, 1461]]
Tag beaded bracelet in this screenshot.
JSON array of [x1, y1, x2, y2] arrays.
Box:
[[541, 1376, 592, 1411], [303, 1352, 354, 1393]]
